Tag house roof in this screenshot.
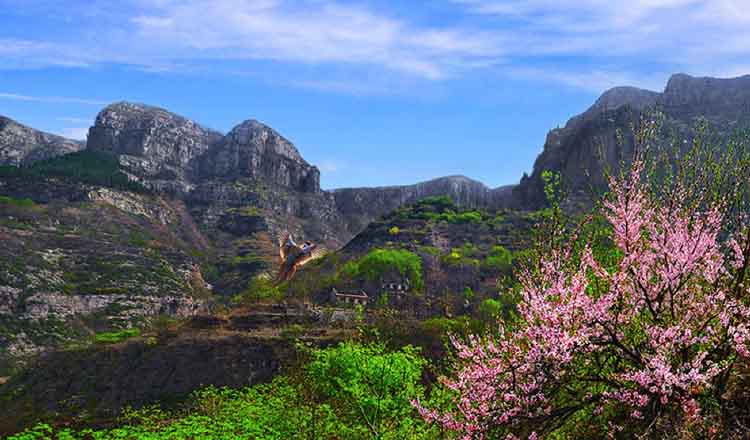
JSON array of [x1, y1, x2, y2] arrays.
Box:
[[332, 288, 368, 299]]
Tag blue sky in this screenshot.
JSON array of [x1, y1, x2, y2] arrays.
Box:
[[1, 1, 749, 189]]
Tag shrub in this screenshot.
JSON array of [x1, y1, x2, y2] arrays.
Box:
[[482, 245, 513, 272], [234, 274, 284, 304], [441, 246, 480, 269], [344, 249, 423, 291], [10, 343, 439, 439], [452, 210, 482, 223], [0, 196, 36, 208], [94, 328, 140, 344]]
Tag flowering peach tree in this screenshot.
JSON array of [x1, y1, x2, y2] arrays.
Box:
[[416, 126, 750, 439]]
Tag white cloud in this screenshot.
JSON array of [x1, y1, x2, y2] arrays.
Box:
[[448, 0, 750, 91], [451, 0, 750, 56], [57, 117, 93, 124], [318, 160, 341, 173], [127, 0, 502, 80], [506, 67, 668, 93], [2, 0, 750, 94], [59, 127, 89, 140], [0, 92, 108, 106]]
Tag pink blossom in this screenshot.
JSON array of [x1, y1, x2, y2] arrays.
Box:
[[414, 156, 750, 438]]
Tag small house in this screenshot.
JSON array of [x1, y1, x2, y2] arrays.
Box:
[[380, 278, 411, 296], [330, 288, 369, 306]]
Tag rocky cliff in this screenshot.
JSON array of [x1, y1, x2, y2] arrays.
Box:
[[334, 176, 513, 235], [0, 116, 83, 166], [200, 119, 321, 192], [511, 73, 750, 209], [87, 102, 223, 195]]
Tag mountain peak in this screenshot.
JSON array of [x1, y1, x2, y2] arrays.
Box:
[[592, 86, 660, 113], [225, 119, 304, 163]]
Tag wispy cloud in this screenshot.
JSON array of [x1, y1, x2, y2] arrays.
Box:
[[505, 67, 668, 93], [452, 0, 750, 58], [128, 0, 502, 80], [1, 1, 749, 94], [448, 0, 750, 90], [56, 117, 93, 124], [0, 92, 108, 106], [58, 127, 89, 140], [318, 159, 342, 173]]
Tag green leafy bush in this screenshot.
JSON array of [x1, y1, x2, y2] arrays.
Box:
[[94, 328, 140, 344], [305, 342, 431, 438], [441, 246, 481, 269], [0, 196, 36, 208], [482, 245, 513, 272], [343, 249, 423, 290], [451, 210, 482, 223], [233, 274, 284, 304]]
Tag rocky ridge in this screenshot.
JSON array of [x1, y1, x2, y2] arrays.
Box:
[[511, 73, 750, 209], [0, 116, 84, 166], [83, 102, 515, 252]]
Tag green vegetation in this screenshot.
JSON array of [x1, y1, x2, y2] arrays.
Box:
[[415, 195, 454, 211], [0, 151, 147, 193], [94, 328, 141, 344], [127, 230, 152, 247], [9, 342, 438, 440], [342, 248, 423, 290], [441, 244, 481, 269], [0, 196, 36, 208], [230, 253, 267, 268], [482, 245, 513, 272], [391, 196, 483, 224], [233, 274, 284, 304]]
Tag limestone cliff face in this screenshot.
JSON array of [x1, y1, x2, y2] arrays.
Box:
[[87, 102, 223, 194], [87, 104, 320, 195], [333, 176, 512, 235], [511, 73, 750, 209], [0, 116, 83, 166], [200, 120, 320, 193]]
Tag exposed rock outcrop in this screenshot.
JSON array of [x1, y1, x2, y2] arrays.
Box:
[[0, 116, 83, 166], [87, 102, 223, 195], [511, 73, 750, 209], [200, 119, 320, 193], [333, 176, 512, 235]]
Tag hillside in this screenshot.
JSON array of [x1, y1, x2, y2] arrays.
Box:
[[281, 196, 536, 319], [0, 153, 211, 374]]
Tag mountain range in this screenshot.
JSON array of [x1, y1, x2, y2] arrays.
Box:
[[2, 72, 750, 376]]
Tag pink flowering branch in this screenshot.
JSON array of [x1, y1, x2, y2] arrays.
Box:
[[415, 153, 750, 438]]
